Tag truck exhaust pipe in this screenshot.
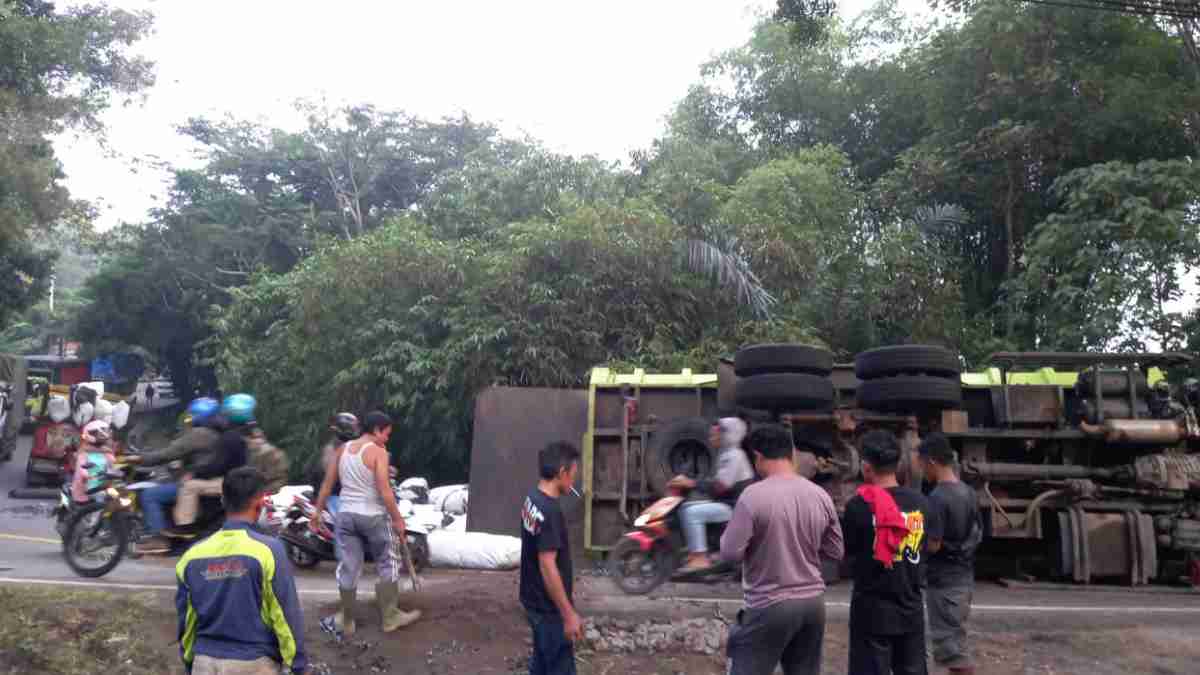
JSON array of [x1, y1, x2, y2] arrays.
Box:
[[1079, 419, 1184, 445]]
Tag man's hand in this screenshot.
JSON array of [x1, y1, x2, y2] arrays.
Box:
[[666, 475, 696, 490], [563, 608, 583, 642], [123, 454, 143, 465], [309, 512, 323, 533], [180, 472, 193, 482], [391, 513, 407, 537]]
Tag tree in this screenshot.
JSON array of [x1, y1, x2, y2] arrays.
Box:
[[0, 0, 154, 323], [1010, 159, 1200, 351]]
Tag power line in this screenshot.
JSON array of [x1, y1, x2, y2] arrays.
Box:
[[1016, 0, 1200, 19]]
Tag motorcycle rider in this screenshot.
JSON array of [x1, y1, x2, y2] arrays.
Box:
[[309, 412, 361, 517], [669, 417, 756, 572], [70, 420, 117, 504], [169, 393, 256, 533], [131, 397, 224, 555]]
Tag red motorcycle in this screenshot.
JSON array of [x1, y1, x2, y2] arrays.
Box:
[[608, 487, 737, 595]]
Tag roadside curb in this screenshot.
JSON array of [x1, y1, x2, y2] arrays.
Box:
[[7, 488, 57, 500]]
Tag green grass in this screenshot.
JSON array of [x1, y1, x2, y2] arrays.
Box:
[[0, 586, 180, 675]]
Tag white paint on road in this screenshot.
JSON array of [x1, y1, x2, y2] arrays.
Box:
[[0, 576, 342, 595], [669, 596, 1200, 613], [0, 532, 58, 545]]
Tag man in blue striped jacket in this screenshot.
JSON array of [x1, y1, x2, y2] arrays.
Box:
[[175, 466, 309, 675]]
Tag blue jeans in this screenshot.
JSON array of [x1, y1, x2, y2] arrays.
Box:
[[681, 500, 733, 553], [141, 483, 179, 535], [527, 611, 576, 675]]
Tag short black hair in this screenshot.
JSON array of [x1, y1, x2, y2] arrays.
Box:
[[222, 466, 266, 512], [363, 410, 393, 434], [918, 432, 956, 465], [539, 441, 581, 480], [861, 429, 901, 473], [746, 424, 794, 460]]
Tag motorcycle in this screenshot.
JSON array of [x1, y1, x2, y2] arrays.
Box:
[[60, 456, 225, 578], [276, 485, 438, 573], [608, 488, 738, 595]]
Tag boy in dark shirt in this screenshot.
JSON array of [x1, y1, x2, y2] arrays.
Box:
[[844, 429, 939, 675], [520, 442, 582, 675], [919, 433, 981, 674]]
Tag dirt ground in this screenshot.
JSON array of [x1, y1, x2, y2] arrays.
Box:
[[3, 572, 1200, 675]]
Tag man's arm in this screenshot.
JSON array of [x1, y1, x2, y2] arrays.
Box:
[[537, 550, 582, 640], [820, 495, 845, 562], [843, 498, 869, 558], [175, 566, 197, 674], [139, 428, 205, 467], [926, 494, 946, 554], [719, 497, 755, 563], [267, 546, 308, 674], [369, 444, 405, 533], [311, 445, 342, 526]]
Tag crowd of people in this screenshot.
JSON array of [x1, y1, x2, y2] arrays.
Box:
[[517, 422, 981, 675], [79, 391, 979, 675]]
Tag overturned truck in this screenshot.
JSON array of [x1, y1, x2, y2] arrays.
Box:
[[467, 346, 1200, 586]]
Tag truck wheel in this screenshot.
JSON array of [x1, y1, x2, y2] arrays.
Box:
[[855, 345, 961, 380], [646, 417, 715, 494], [735, 344, 833, 377], [736, 373, 834, 412], [857, 375, 962, 413]]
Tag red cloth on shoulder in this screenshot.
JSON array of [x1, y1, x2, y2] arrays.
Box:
[[857, 484, 910, 569]]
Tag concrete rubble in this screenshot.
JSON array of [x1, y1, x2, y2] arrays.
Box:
[[581, 616, 730, 656]]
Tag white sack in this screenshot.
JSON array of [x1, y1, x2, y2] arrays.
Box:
[[426, 530, 521, 570], [47, 396, 71, 423], [93, 399, 114, 425], [429, 484, 469, 515], [111, 401, 131, 429]]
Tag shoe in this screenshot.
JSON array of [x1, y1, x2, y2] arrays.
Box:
[[135, 535, 171, 555], [375, 581, 421, 632], [677, 553, 715, 573], [336, 588, 357, 636]]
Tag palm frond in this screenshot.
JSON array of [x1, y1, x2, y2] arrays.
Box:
[[676, 238, 777, 319]]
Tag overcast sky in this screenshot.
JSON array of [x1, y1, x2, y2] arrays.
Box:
[[57, 0, 776, 229]]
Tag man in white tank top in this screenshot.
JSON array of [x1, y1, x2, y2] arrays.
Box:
[[313, 411, 420, 635]]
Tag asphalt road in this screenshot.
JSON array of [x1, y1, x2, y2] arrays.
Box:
[[3, 435, 1200, 629]]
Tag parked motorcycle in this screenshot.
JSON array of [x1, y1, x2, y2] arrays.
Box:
[[60, 455, 224, 578], [608, 489, 738, 595], [276, 486, 437, 573]]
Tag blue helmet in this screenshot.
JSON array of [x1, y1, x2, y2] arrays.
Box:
[[187, 397, 220, 426], [222, 393, 257, 425]]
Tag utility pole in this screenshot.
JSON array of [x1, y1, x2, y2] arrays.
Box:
[[48, 273, 56, 315]]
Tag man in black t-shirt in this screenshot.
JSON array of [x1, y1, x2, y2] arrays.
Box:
[[919, 433, 981, 674], [844, 430, 938, 675], [520, 442, 582, 675]]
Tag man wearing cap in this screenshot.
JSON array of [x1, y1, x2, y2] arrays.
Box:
[[918, 433, 980, 675], [844, 429, 939, 675]]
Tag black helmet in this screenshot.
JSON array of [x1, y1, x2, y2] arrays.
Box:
[[330, 412, 361, 442]]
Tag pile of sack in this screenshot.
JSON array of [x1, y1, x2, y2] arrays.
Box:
[[394, 477, 520, 570]]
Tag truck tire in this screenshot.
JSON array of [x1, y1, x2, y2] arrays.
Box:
[[855, 345, 961, 380], [857, 375, 962, 413], [736, 373, 835, 412], [1074, 370, 1149, 397], [646, 417, 716, 494], [735, 344, 833, 377]]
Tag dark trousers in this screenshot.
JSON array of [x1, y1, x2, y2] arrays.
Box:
[[726, 595, 826, 675], [527, 611, 576, 675], [927, 580, 973, 668], [848, 628, 928, 675]]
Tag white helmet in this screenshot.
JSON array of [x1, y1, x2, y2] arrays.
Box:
[[82, 419, 111, 446]]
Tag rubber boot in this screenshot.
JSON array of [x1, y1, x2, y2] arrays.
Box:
[[375, 581, 421, 632], [336, 588, 357, 636]]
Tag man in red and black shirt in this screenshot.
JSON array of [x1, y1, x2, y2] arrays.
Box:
[[843, 429, 940, 675]]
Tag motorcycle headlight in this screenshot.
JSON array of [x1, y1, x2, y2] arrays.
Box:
[[118, 497, 133, 508]]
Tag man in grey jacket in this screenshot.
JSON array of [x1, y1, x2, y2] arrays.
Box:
[[669, 417, 756, 572]]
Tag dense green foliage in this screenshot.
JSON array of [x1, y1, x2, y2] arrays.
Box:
[[60, 0, 1200, 480]]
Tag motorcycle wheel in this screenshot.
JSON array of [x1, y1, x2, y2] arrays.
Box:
[[62, 503, 129, 578], [608, 537, 673, 595]]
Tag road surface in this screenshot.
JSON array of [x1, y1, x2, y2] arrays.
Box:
[[3, 433, 1200, 629]]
